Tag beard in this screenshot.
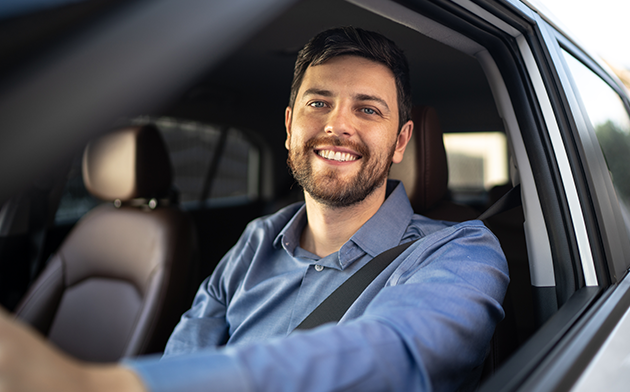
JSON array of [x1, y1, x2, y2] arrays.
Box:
[[287, 135, 396, 208]]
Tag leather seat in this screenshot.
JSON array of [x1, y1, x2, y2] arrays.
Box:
[[15, 125, 197, 362], [390, 105, 478, 221]]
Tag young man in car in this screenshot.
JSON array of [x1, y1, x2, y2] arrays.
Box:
[[0, 27, 509, 392]]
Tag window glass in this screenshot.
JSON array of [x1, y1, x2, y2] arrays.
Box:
[[148, 117, 222, 204], [211, 129, 260, 203], [443, 132, 509, 192], [54, 154, 100, 224], [133, 117, 260, 208], [562, 51, 630, 234], [54, 117, 260, 223]]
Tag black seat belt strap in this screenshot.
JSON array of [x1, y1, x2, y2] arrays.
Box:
[[295, 239, 418, 330], [295, 184, 522, 331], [477, 184, 521, 221]]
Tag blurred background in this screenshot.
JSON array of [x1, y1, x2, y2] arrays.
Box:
[[540, 0, 630, 89]]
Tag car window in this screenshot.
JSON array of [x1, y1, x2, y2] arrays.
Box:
[[443, 131, 509, 204], [138, 117, 260, 208], [562, 51, 630, 237], [54, 117, 260, 224], [54, 154, 100, 224]]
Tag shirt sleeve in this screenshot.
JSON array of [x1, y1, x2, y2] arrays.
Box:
[[162, 231, 242, 355], [161, 273, 230, 355], [162, 213, 279, 356], [130, 222, 509, 392]]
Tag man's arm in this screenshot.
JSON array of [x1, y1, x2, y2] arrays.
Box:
[[129, 222, 508, 392], [0, 307, 146, 392], [0, 221, 507, 392]]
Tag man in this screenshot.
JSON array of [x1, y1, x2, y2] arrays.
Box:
[[0, 27, 508, 391]]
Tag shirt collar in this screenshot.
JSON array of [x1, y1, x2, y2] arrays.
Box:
[[273, 203, 307, 257], [340, 180, 414, 266], [273, 180, 414, 268]]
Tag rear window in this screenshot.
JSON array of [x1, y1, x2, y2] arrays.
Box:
[[443, 131, 509, 203], [54, 117, 261, 224]]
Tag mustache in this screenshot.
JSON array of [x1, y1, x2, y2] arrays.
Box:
[[303, 135, 370, 158]]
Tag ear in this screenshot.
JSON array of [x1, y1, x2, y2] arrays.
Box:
[[285, 106, 293, 150], [392, 120, 413, 164]]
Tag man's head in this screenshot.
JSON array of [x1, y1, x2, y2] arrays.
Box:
[[288, 26, 412, 130], [285, 27, 414, 208]]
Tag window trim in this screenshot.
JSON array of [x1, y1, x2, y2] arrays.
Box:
[[540, 20, 630, 285]]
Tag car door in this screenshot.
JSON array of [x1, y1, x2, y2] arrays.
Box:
[[472, 1, 630, 390]]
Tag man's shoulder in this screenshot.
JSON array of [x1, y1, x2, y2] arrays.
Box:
[[394, 218, 507, 286], [405, 213, 460, 238], [404, 214, 499, 246]]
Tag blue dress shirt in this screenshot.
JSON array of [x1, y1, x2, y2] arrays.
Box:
[[128, 180, 509, 392]]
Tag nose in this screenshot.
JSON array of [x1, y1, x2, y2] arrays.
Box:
[[324, 107, 355, 137]]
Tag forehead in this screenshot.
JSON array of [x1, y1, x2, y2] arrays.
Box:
[[297, 55, 398, 105]]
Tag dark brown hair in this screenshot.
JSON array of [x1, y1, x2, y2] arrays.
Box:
[[289, 26, 412, 129]]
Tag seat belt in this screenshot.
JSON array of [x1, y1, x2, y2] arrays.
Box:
[[295, 184, 522, 331], [295, 239, 418, 330], [477, 184, 521, 221]]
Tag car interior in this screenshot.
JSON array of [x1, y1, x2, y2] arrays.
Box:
[[13, 125, 198, 362], [0, 0, 589, 387]]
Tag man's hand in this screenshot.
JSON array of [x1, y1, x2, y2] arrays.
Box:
[[0, 307, 146, 392]]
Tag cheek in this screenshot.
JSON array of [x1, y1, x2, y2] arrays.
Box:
[[290, 120, 320, 148], [367, 129, 397, 155], [294, 110, 326, 132], [288, 132, 304, 150]]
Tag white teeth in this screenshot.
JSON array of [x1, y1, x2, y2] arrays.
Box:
[[317, 150, 358, 162]]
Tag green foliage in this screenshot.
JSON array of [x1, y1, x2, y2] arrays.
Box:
[[596, 120, 630, 202]]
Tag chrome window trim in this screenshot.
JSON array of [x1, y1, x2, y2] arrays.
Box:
[[515, 33, 597, 286], [546, 32, 630, 282]]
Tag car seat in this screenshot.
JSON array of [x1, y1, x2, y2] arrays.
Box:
[[389, 105, 479, 221], [14, 125, 197, 362]]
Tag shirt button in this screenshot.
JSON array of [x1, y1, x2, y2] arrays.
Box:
[[314, 265, 324, 272]]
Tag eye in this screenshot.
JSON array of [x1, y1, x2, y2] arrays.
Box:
[[361, 107, 377, 115], [309, 101, 326, 108]]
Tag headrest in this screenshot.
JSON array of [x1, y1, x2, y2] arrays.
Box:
[[83, 125, 173, 202], [389, 106, 448, 213]]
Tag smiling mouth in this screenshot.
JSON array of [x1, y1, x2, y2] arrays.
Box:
[[316, 149, 360, 162]]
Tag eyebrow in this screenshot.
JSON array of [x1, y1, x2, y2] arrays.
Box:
[[302, 89, 390, 112], [302, 88, 333, 98], [354, 93, 390, 112]]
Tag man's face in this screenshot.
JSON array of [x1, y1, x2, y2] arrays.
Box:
[[285, 55, 412, 208]]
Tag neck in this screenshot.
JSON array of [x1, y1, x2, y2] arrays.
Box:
[[300, 183, 388, 258]]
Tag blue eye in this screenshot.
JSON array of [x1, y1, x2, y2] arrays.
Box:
[[310, 101, 325, 108], [362, 108, 376, 115]]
